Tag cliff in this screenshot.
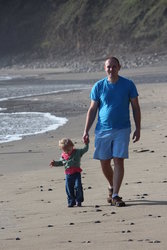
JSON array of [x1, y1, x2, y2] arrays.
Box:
[[0, 0, 166, 68]]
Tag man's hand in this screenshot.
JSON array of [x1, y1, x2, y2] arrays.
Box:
[[83, 132, 89, 144], [132, 129, 140, 143]]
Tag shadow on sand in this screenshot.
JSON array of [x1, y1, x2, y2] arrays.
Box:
[[126, 199, 167, 206]]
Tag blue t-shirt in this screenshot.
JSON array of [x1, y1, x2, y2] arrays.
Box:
[[90, 76, 138, 132]]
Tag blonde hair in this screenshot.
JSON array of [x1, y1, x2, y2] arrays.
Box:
[[59, 138, 74, 149]]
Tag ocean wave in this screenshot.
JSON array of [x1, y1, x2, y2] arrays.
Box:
[[0, 76, 13, 81], [0, 107, 7, 111], [0, 112, 68, 144]]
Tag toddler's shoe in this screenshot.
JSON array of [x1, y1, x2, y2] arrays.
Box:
[[68, 201, 76, 207], [68, 204, 74, 207]]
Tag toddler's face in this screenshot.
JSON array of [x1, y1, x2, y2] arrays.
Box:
[[62, 145, 73, 154]]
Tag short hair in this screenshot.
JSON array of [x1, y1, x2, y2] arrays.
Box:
[[105, 56, 120, 66], [59, 138, 74, 148]]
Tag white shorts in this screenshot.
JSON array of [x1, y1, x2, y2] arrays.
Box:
[[94, 128, 131, 160]]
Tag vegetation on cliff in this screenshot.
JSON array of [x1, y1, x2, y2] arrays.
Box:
[[0, 0, 166, 66]]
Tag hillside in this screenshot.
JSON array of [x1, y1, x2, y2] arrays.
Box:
[[0, 0, 166, 69]]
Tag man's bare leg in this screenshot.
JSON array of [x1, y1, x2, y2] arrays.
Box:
[[100, 158, 125, 206], [100, 159, 113, 188], [110, 157, 125, 206], [112, 158, 124, 195]]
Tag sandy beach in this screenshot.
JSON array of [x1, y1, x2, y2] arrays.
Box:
[[0, 65, 167, 250]]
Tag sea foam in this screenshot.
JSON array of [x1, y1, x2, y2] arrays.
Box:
[[0, 112, 68, 144]]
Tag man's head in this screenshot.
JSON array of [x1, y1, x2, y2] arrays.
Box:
[[104, 56, 121, 82]]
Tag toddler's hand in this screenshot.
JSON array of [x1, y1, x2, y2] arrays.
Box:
[[49, 160, 55, 167], [84, 137, 89, 144]]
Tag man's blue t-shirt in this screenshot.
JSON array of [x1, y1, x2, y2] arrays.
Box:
[[90, 76, 138, 132]]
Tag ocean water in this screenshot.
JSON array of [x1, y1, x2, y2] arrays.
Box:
[[0, 75, 90, 144]]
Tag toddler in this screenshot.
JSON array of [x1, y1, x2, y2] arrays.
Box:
[[50, 138, 89, 207]]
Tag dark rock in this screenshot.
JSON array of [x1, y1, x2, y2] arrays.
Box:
[[48, 224, 54, 227]]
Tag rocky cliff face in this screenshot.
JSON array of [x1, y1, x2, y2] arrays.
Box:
[[0, 0, 166, 67]]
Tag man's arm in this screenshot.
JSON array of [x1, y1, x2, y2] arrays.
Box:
[[130, 96, 141, 143], [83, 100, 98, 143]]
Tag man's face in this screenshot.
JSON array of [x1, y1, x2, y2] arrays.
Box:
[[104, 59, 120, 79]]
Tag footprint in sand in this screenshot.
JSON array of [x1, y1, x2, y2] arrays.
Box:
[[149, 240, 161, 243], [148, 214, 161, 218], [95, 205, 100, 208], [48, 224, 54, 227], [81, 240, 91, 244], [121, 230, 131, 233], [69, 222, 75, 225], [96, 209, 102, 212], [133, 149, 150, 153]]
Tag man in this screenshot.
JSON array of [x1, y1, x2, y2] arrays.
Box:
[[83, 56, 141, 207]]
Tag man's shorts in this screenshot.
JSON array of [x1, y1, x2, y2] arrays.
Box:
[[94, 128, 131, 160]]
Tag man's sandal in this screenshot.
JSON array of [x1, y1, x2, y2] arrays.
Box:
[[112, 196, 126, 207], [107, 187, 113, 203]]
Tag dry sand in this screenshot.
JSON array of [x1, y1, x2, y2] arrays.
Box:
[[0, 65, 167, 249]]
